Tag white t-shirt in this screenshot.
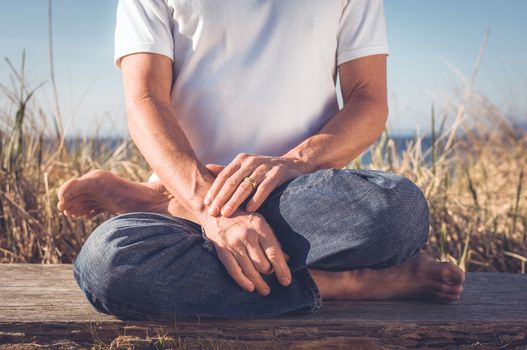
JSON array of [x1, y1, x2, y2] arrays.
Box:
[[115, 0, 389, 169]]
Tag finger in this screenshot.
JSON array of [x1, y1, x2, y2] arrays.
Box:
[[221, 167, 266, 217], [233, 247, 271, 296], [245, 237, 273, 275], [210, 166, 253, 216], [204, 162, 240, 211], [245, 173, 282, 212], [219, 181, 254, 217], [260, 236, 291, 286], [205, 163, 226, 177], [215, 245, 255, 292]]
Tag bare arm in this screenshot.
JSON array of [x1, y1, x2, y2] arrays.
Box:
[[121, 53, 291, 295], [121, 53, 214, 223], [282, 54, 389, 171], [205, 54, 389, 216]]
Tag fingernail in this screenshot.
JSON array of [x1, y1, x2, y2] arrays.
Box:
[[262, 287, 270, 295], [208, 205, 218, 216], [281, 277, 291, 285], [221, 205, 232, 216], [204, 195, 212, 205]]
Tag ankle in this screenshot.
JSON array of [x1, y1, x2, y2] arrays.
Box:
[[309, 269, 350, 300]]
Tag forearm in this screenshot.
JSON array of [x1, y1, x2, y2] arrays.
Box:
[[282, 94, 388, 172], [127, 97, 213, 223]]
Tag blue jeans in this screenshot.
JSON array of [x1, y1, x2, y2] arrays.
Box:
[[73, 168, 429, 319]]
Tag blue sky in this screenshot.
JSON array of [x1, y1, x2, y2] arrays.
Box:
[[0, 0, 526, 136]]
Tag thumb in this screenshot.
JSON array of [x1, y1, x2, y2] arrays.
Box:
[[205, 163, 226, 177]]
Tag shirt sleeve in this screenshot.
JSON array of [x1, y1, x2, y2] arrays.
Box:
[[336, 0, 389, 66], [114, 0, 174, 68]]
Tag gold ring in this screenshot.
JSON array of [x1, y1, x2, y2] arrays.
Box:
[[243, 176, 257, 190]]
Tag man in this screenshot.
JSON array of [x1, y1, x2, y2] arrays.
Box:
[[58, 0, 464, 319]]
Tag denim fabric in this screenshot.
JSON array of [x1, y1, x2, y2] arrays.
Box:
[[73, 168, 429, 320]]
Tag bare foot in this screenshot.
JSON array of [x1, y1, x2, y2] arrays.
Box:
[[57, 169, 180, 219], [309, 253, 465, 303]]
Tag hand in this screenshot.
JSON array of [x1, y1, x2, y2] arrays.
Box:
[[203, 153, 308, 217], [201, 210, 291, 295]]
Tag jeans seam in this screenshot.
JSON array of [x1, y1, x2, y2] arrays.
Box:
[[296, 268, 322, 315]]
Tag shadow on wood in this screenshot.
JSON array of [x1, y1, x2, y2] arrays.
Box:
[[0, 264, 526, 349]]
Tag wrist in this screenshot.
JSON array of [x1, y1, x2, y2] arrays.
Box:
[[281, 154, 317, 174], [198, 208, 251, 228], [188, 197, 216, 226]]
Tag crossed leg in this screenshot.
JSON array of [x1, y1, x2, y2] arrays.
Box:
[[59, 169, 464, 305]]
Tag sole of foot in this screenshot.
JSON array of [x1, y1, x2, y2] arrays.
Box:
[[57, 169, 167, 219]]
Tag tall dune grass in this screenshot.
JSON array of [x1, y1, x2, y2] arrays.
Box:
[[0, 56, 525, 273]]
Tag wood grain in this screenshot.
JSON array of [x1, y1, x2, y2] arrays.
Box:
[[0, 264, 526, 349]]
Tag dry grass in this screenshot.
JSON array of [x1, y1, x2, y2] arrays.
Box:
[[0, 56, 150, 264], [0, 55, 525, 273], [352, 99, 527, 273]]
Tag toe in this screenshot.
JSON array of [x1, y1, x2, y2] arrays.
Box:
[[435, 292, 461, 303], [58, 172, 102, 203], [427, 259, 465, 286], [441, 263, 465, 286], [82, 208, 103, 219], [66, 201, 99, 217], [57, 177, 80, 202], [435, 281, 464, 296], [61, 194, 96, 211]]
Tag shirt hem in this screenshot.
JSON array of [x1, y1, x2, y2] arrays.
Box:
[[114, 43, 175, 69], [337, 45, 390, 66]]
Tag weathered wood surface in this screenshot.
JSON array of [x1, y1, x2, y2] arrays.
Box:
[[0, 264, 526, 349]]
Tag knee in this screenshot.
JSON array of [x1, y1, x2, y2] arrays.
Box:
[[73, 214, 155, 318], [341, 170, 429, 243], [351, 174, 429, 267], [393, 175, 429, 232], [74, 212, 174, 284], [385, 175, 430, 260], [73, 213, 198, 319], [73, 217, 125, 315]]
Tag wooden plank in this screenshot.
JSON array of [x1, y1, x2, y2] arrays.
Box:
[[0, 264, 526, 349]]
